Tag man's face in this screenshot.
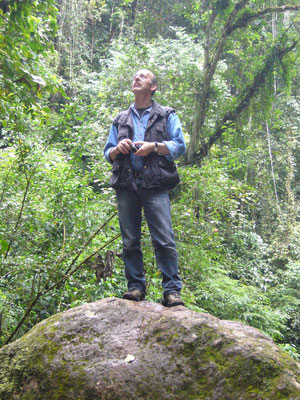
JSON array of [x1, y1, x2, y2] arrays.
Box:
[[132, 69, 156, 96]]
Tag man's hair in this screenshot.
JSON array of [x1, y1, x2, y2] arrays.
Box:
[[151, 73, 157, 96]]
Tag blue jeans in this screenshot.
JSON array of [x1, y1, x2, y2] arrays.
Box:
[[116, 187, 182, 295]]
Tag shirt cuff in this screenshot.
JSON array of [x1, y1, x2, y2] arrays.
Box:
[[104, 148, 114, 164], [163, 140, 176, 161]]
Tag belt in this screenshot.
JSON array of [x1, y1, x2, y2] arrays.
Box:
[[134, 171, 142, 178]]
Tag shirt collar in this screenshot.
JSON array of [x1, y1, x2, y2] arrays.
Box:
[[130, 102, 153, 116]]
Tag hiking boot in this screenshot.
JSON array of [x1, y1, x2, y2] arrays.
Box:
[[123, 288, 145, 302], [163, 292, 185, 307]]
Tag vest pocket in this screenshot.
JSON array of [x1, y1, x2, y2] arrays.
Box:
[[142, 155, 180, 190], [157, 157, 180, 189], [143, 159, 160, 187], [109, 160, 121, 188], [110, 158, 134, 189], [152, 121, 166, 141]]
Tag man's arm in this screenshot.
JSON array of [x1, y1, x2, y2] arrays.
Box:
[[104, 112, 185, 161], [109, 139, 134, 161], [134, 112, 185, 159], [134, 141, 169, 157], [104, 124, 118, 163], [104, 124, 133, 162], [163, 112, 186, 160]]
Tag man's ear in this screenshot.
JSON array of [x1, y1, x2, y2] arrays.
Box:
[[151, 83, 157, 93]]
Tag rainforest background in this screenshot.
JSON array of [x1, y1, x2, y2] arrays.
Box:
[[0, 0, 299, 360]]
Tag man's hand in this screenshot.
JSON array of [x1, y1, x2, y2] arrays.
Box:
[[117, 139, 134, 154], [134, 141, 170, 156], [134, 141, 155, 157], [109, 139, 133, 161], [110, 140, 170, 161]]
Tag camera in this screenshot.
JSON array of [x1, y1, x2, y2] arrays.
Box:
[[129, 144, 139, 153]]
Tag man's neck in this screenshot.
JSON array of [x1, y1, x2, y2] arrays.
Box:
[[134, 94, 153, 109]]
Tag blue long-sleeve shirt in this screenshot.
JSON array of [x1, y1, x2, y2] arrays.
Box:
[[104, 103, 186, 171]]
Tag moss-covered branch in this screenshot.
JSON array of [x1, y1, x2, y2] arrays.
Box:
[[186, 0, 250, 162], [186, 1, 299, 163], [194, 39, 298, 162], [230, 5, 300, 33]]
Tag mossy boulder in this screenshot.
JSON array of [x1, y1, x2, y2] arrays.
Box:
[[0, 297, 299, 399]]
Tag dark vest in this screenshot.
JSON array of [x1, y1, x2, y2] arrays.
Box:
[[109, 101, 180, 191]]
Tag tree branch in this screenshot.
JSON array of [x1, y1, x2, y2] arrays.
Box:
[[44, 232, 121, 296], [4, 140, 52, 258], [61, 211, 118, 278], [194, 39, 298, 162], [186, 1, 299, 163], [230, 5, 300, 33], [4, 176, 31, 258], [3, 231, 121, 345], [0, 158, 17, 206], [186, 0, 251, 162], [3, 291, 43, 345]]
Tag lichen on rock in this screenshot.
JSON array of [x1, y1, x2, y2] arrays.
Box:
[[0, 298, 299, 399]]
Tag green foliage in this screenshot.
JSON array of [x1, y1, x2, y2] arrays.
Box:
[[173, 159, 299, 358], [0, 0, 60, 127], [0, 141, 123, 342], [0, 0, 299, 363]]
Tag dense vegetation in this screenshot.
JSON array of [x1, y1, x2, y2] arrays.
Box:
[[0, 0, 299, 360]]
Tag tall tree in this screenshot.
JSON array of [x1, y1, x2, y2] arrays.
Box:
[[183, 0, 299, 163]]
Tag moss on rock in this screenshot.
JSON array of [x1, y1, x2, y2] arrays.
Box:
[[0, 298, 299, 399]]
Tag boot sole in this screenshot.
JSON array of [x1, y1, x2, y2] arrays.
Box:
[[123, 294, 145, 302], [162, 300, 185, 307]]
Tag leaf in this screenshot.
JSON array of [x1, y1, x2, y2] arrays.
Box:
[[0, 239, 9, 255], [31, 74, 46, 87]]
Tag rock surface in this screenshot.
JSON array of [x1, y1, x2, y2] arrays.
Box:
[[0, 297, 299, 400]]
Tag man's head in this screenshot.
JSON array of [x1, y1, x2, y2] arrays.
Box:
[[132, 69, 157, 97]]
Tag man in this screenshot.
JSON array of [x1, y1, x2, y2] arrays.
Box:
[[104, 69, 186, 307]]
